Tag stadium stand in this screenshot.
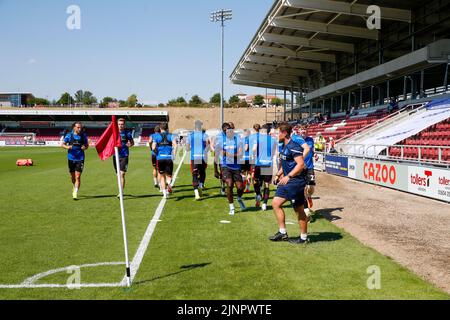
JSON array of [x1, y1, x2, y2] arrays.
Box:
[[389, 118, 450, 162]]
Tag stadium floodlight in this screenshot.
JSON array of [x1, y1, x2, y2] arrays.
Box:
[[210, 9, 232, 127]]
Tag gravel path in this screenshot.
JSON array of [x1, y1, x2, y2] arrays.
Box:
[[314, 172, 450, 294]]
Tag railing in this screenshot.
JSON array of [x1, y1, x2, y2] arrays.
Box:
[[335, 103, 427, 144], [335, 143, 450, 167]]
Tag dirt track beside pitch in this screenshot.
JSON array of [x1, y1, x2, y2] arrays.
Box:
[[314, 172, 450, 294]]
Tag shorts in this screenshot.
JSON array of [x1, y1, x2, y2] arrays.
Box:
[[113, 156, 129, 173], [68, 160, 84, 173], [241, 160, 251, 173], [221, 167, 243, 183], [151, 154, 157, 168], [191, 160, 207, 174], [305, 169, 316, 186], [275, 178, 306, 208], [253, 166, 273, 184], [157, 159, 174, 175]]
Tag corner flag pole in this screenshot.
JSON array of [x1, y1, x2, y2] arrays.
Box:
[[114, 146, 131, 287]]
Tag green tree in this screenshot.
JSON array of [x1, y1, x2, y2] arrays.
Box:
[[127, 94, 138, 108], [229, 95, 240, 105], [101, 97, 117, 107], [210, 93, 222, 104], [57, 92, 74, 105], [158, 103, 166, 108], [176, 97, 187, 105], [168, 99, 177, 106], [238, 100, 248, 108], [253, 95, 265, 107], [271, 97, 282, 107], [74, 90, 84, 103], [29, 97, 50, 106], [189, 95, 202, 106], [82, 91, 97, 105]]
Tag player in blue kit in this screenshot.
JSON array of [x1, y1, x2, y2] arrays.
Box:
[[152, 123, 177, 199], [250, 124, 277, 211], [214, 122, 246, 215], [241, 129, 252, 193], [149, 126, 161, 189], [113, 118, 134, 196], [186, 120, 210, 200], [61, 122, 89, 200], [270, 123, 309, 244]]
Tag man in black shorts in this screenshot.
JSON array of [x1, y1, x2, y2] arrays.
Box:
[[113, 118, 134, 196], [149, 126, 161, 189], [62, 122, 89, 200]]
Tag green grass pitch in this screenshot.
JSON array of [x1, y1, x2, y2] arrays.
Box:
[[0, 147, 448, 300]]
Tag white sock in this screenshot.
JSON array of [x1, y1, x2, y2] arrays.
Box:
[[301, 233, 308, 240], [229, 203, 235, 211], [279, 228, 287, 234], [199, 183, 204, 189], [163, 190, 168, 197], [194, 189, 200, 197], [74, 188, 79, 193], [153, 177, 158, 185]]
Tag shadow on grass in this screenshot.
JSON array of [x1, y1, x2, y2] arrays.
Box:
[[288, 232, 343, 244], [134, 263, 211, 286], [313, 207, 344, 222]]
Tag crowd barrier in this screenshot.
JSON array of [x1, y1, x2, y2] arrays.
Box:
[[324, 154, 450, 203]]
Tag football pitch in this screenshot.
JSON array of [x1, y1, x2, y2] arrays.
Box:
[[0, 147, 448, 300]]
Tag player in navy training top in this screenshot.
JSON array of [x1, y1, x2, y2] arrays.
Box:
[[270, 123, 309, 244], [113, 118, 134, 196], [186, 120, 210, 200], [61, 122, 89, 200], [214, 122, 246, 215], [149, 126, 161, 189]]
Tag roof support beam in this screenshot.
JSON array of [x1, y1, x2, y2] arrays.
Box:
[[246, 55, 321, 71], [253, 45, 336, 63], [237, 69, 303, 82], [282, 0, 411, 23], [241, 63, 310, 78], [232, 79, 296, 92], [271, 17, 379, 40], [261, 33, 354, 53]]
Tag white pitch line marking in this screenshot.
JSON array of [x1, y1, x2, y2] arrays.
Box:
[[21, 262, 125, 286], [120, 151, 187, 285]]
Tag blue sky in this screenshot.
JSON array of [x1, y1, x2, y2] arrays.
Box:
[[0, 0, 274, 104]]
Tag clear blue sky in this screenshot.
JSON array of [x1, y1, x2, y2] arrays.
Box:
[[0, 0, 275, 104]]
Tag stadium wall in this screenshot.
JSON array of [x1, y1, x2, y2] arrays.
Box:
[[324, 155, 450, 203]]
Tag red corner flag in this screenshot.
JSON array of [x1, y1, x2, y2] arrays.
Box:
[[96, 116, 121, 161]]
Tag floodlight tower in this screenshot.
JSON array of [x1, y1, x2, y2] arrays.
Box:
[[210, 9, 232, 127]]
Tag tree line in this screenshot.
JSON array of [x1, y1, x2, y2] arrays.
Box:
[[28, 92, 286, 108]]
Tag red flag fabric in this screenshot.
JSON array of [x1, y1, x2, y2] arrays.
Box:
[[95, 116, 121, 161]]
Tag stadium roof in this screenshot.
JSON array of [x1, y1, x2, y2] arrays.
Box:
[[0, 109, 169, 122], [231, 0, 423, 92]]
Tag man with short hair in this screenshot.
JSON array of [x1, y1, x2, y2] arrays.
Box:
[[113, 118, 134, 196], [270, 123, 309, 244], [250, 124, 277, 211], [186, 120, 210, 200], [61, 122, 89, 200], [149, 126, 161, 189], [214, 122, 246, 215], [152, 123, 177, 199]]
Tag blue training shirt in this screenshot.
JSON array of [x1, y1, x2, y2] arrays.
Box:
[[251, 133, 276, 167], [215, 133, 241, 170], [64, 132, 89, 161], [279, 139, 305, 181], [153, 132, 174, 161], [188, 131, 209, 162], [149, 132, 161, 156], [118, 130, 134, 158]]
